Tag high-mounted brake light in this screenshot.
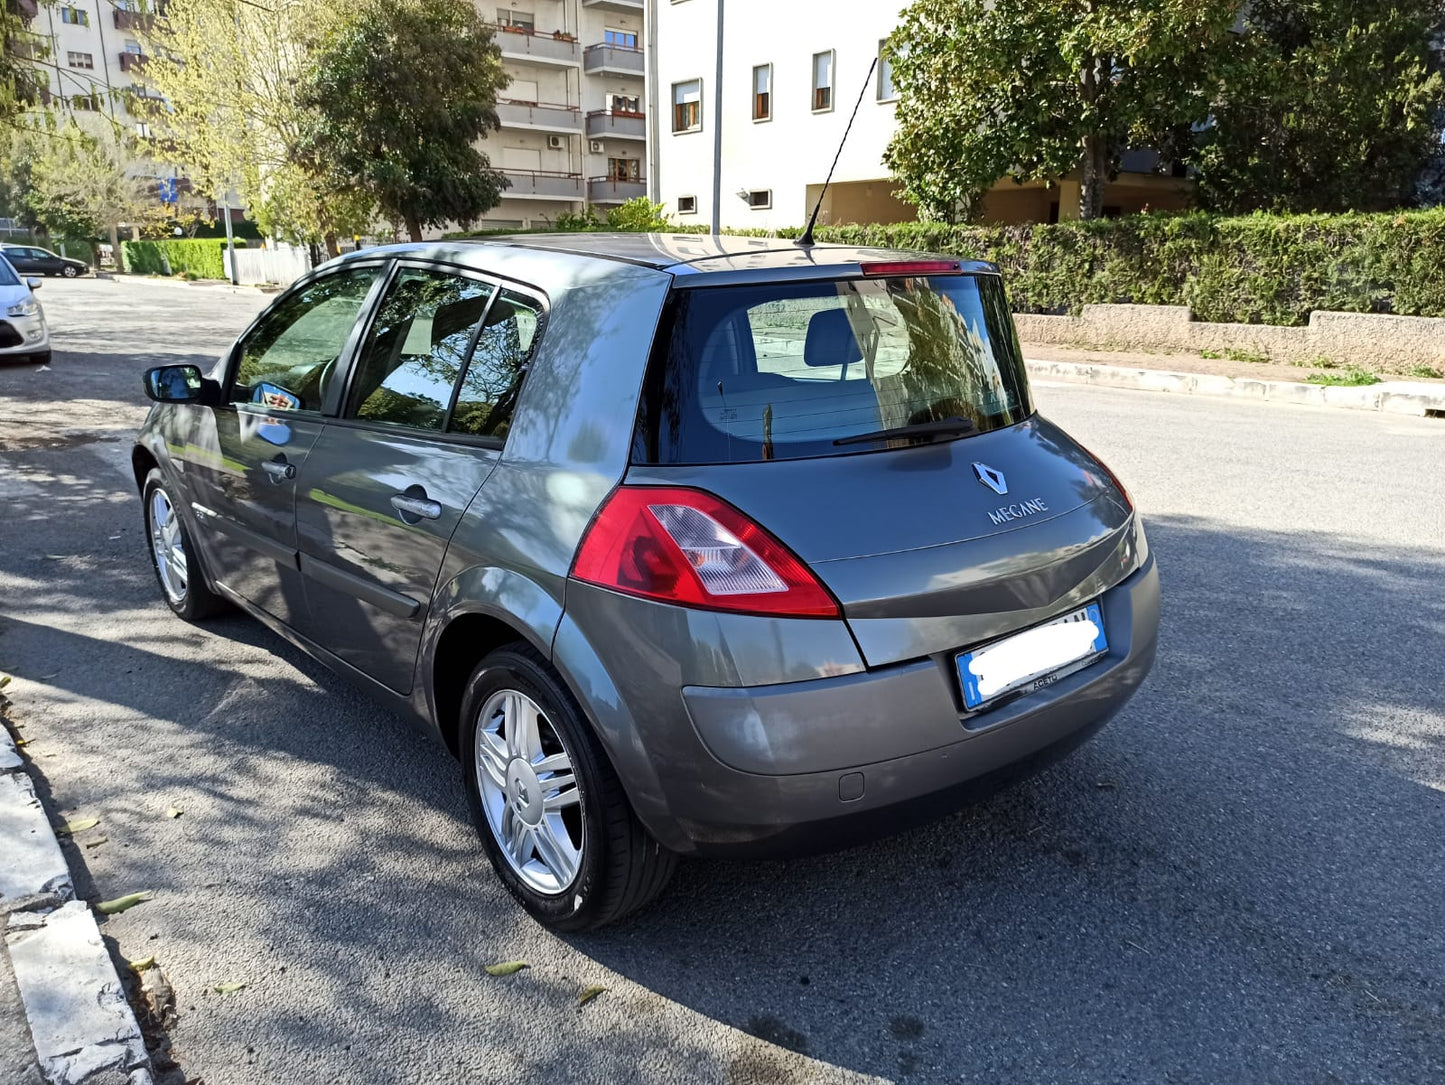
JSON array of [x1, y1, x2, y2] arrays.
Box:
[[859, 260, 960, 278], [571, 487, 840, 618]]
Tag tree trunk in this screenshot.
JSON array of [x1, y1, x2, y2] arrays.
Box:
[[405, 214, 423, 243], [108, 224, 120, 271], [324, 234, 340, 259], [1079, 133, 1107, 220]]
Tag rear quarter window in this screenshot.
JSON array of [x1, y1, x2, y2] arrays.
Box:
[[634, 273, 1032, 464]]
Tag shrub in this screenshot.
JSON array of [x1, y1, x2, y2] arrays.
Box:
[[794, 209, 1445, 326], [121, 238, 239, 279]]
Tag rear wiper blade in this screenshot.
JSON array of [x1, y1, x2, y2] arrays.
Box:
[[833, 417, 978, 446]]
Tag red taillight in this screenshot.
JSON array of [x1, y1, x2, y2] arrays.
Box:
[[859, 260, 960, 277], [571, 487, 840, 618]]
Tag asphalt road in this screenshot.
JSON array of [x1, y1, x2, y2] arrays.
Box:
[[2, 277, 1444, 1085]]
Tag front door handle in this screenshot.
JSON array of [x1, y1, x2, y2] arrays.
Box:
[[390, 492, 442, 522], [261, 456, 296, 483]]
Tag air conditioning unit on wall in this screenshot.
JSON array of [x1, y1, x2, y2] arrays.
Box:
[[589, 140, 605, 154], [547, 135, 564, 150]]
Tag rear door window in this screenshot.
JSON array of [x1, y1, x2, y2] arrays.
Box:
[[635, 273, 1032, 464], [448, 287, 545, 441], [345, 267, 496, 431]]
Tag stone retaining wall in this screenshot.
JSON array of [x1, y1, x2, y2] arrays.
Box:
[[1013, 305, 1445, 371]]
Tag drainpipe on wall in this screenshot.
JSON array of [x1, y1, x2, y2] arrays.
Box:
[[709, 0, 723, 235], [646, 0, 659, 203]]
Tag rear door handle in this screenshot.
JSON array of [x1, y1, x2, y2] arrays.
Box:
[[390, 493, 442, 522], [261, 456, 296, 483]]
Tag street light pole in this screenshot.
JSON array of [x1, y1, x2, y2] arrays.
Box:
[[710, 0, 724, 235]]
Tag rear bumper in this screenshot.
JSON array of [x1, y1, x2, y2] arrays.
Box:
[[655, 555, 1159, 857]]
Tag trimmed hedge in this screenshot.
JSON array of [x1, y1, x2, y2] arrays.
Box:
[[435, 208, 1445, 327], [121, 238, 245, 279], [790, 210, 1445, 327]]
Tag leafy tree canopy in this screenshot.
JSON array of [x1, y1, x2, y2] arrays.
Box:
[[1195, 0, 1445, 213], [884, 0, 1238, 221], [296, 0, 510, 241]]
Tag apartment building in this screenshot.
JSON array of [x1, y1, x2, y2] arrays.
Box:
[[649, 0, 1192, 230], [19, 0, 166, 145], [476, 0, 648, 230]]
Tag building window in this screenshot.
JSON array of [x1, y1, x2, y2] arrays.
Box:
[[877, 41, 896, 101], [672, 79, 701, 133], [604, 28, 637, 49], [812, 51, 833, 112], [752, 64, 771, 121], [136, 122, 152, 138], [677, 195, 697, 215], [125, 39, 143, 54], [747, 189, 771, 210], [60, 6, 89, 25], [496, 7, 534, 30], [611, 93, 641, 115], [72, 93, 99, 112], [67, 52, 94, 70], [607, 157, 640, 182]]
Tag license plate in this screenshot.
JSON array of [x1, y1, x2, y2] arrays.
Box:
[[957, 603, 1108, 711]]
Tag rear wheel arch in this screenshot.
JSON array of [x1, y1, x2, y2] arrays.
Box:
[[431, 612, 549, 759]]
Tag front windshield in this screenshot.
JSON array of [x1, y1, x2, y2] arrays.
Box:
[[0, 257, 21, 287]]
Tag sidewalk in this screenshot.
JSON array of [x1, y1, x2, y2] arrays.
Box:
[[1022, 344, 1445, 416], [0, 702, 153, 1085]]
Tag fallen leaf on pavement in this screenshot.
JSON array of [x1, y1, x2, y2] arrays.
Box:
[[129, 956, 156, 972], [96, 891, 155, 915], [58, 817, 100, 835], [165, 806, 183, 819], [213, 981, 246, 994], [0, 675, 10, 690], [83, 836, 109, 849], [578, 985, 608, 1006], [484, 961, 529, 977]]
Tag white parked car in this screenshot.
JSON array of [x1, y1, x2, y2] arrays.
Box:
[[0, 254, 49, 365]]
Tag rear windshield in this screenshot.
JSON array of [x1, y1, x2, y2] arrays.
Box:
[[633, 274, 1031, 464]]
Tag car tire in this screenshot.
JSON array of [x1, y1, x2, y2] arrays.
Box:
[[460, 643, 676, 931], [61, 265, 78, 278], [142, 468, 228, 621]]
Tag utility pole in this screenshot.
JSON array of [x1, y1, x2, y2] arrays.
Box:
[[220, 194, 238, 285], [710, 0, 723, 235]]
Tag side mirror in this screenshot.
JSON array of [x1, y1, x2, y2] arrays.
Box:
[[143, 364, 219, 405], [26, 278, 40, 290]]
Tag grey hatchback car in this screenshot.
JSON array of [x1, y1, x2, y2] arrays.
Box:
[[135, 235, 1158, 930]]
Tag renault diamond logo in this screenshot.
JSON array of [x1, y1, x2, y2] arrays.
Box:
[[973, 462, 1008, 496]]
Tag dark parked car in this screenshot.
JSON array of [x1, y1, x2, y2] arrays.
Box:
[[134, 235, 1159, 930], [1, 244, 89, 278]]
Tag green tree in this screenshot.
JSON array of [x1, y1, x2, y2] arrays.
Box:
[[296, 0, 509, 242], [884, 0, 1238, 221], [1, 124, 146, 252], [1195, 1, 1445, 213]]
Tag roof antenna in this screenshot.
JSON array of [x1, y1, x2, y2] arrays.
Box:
[[797, 56, 878, 248]]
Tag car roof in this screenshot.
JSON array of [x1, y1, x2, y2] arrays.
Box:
[[344, 233, 998, 283]]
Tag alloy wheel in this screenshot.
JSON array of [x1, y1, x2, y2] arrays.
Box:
[[474, 689, 583, 895], [148, 488, 188, 604]]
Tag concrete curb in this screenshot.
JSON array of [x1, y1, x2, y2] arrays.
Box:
[[0, 720, 153, 1085], [1023, 357, 1445, 417]]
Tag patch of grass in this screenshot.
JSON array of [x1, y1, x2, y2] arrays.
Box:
[[1407, 363, 1443, 379], [1223, 347, 1271, 364], [1200, 349, 1222, 359], [1305, 355, 1338, 369], [1304, 368, 1381, 387]]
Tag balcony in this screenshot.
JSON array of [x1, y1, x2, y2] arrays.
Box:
[[583, 43, 643, 77], [118, 50, 148, 72], [585, 109, 645, 141], [493, 25, 580, 67], [588, 176, 646, 203], [8, 31, 47, 60], [10, 0, 38, 21], [114, 8, 159, 31], [502, 170, 584, 201], [496, 100, 582, 134], [581, 0, 644, 11]]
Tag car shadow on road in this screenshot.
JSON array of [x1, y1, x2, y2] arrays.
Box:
[[4, 453, 1445, 1083]]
